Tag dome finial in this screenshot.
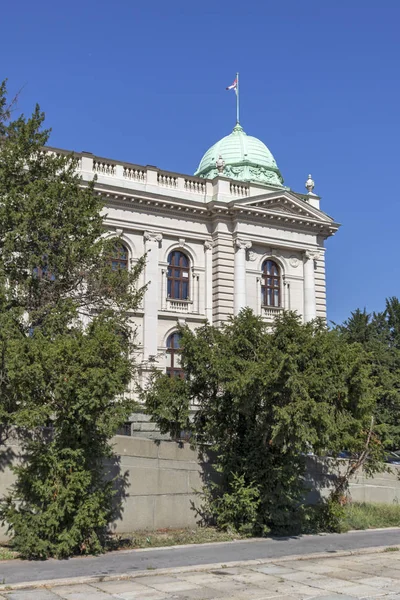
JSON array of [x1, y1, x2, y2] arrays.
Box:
[[305, 174, 315, 194]]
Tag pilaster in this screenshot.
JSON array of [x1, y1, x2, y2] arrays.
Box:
[[204, 241, 213, 323], [303, 250, 319, 323], [234, 239, 252, 315], [143, 231, 162, 358]]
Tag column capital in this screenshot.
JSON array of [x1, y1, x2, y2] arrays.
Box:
[[304, 249, 321, 262], [204, 240, 213, 251], [144, 231, 162, 243], [235, 238, 252, 250]]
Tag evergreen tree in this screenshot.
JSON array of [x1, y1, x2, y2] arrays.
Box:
[[338, 299, 400, 450], [0, 81, 145, 558], [145, 310, 383, 535]]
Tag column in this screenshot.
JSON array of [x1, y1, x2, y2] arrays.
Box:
[[256, 277, 262, 316], [161, 269, 167, 310], [303, 250, 317, 322], [204, 241, 213, 323], [143, 231, 162, 359], [283, 276, 290, 310], [234, 239, 252, 315]]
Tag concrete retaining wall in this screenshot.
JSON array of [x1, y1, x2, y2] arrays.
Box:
[[0, 437, 399, 542], [305, 456, 400, 505], [0, 435, 204, 542]]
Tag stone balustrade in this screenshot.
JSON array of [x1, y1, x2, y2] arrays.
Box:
[[164, 299, 193, 314], [43, 146, 280, 203], [261, 305, 283, 320]]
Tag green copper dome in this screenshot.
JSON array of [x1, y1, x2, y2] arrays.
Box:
[[194, 123, 284, 187]]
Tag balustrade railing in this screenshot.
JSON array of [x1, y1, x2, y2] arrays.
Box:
[[261, 306, 283, 320], [93, 160, 116, 176], [184, 178, 205, 194], [123, 166, 146, 182], [44, 147, 255, 201], [165, 298, 192, 313], [158, 173, 178, 188], [230, 182, 250, 197]]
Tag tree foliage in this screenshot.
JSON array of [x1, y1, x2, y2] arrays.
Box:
[[145, 309, 384, 535], [0, 80, 145, 558], [338, 299, 400, 451]]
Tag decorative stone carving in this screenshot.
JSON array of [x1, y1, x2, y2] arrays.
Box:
[[235, 239, 252, 251], [289, 255, 299, 268], [204, 240, 213, 251], [216, 155, 225, 173], [144, 231, 162, 243], [115, 228, 123, 236], [304, 249, 321, 262], [247, 250, 257, 261], [178, 237, 185, 247], [225, 165, 243, 178], [305, 174, 315, 194]]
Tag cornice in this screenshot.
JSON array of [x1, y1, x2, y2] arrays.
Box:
[[91, 182, 338, 237], [231, 206, 338, 236]]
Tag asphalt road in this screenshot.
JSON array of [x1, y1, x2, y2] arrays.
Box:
[[0, 528, 399, 585]]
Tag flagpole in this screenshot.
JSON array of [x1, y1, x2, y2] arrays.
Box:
[[236, 72, 240, 124]]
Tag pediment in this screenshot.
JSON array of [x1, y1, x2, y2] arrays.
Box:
[[231, 191, 333, 223]]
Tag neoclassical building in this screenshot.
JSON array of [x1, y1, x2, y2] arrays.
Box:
[[56, 121, 339, 386]]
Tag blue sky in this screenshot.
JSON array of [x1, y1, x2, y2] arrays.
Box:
[[2, 0, 399, 324]]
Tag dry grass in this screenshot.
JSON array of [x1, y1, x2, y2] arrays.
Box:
[[110, 527, 247, 550], [341, 502, 400, 531]]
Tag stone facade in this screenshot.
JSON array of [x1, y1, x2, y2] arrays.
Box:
[[48, 144, 339, 399]]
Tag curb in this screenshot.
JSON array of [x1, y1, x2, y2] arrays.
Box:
[[0, 544, 398, 592]]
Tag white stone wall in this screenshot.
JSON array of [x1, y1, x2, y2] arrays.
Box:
[[50, 149, 339, 376]]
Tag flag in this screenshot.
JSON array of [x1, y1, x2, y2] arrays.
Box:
[[226, 78, 237, 94]]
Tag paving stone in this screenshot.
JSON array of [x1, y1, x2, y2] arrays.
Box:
[[231, 572, 284, 586], [111, 592, 168, 600], [322, 582, 388, 597], [306, 595, 360, 600], [93, 580, 156, 593], [200, 580, 250, 593], [142, 581, 200, 593], [49, 585, 115, 600], [318, 569, 367, 582], [374, 569, 400, 579], [5, 593, 60, 600], [280, 571, 326, 583], [352, 575, 397, 588], [178, 573, 227, 585], [133, 576, 179, 586], [253, 565, 296, 575], [172, 586, 227, 599]]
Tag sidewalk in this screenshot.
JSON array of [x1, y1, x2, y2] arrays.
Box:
[[2, 529, 400, 587], [2, 546, 400, 599]]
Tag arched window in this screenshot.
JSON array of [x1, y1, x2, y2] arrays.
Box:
[[167, 250, 190, 300], [110, 243, 129, 270], [166, 332, 184, 378], [261, 259, 281, 307]]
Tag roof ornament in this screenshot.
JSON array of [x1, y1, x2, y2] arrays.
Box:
[[305, 174, 315, 194], [216, 155, 225, 174]]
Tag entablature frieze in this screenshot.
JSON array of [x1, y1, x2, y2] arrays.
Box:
[[98, 186, 337, 237]]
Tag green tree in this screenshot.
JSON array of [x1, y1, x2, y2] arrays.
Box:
[[145, 309, 383, 535], [338, 299, 400, 451], [0, 81, 145, 558]]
